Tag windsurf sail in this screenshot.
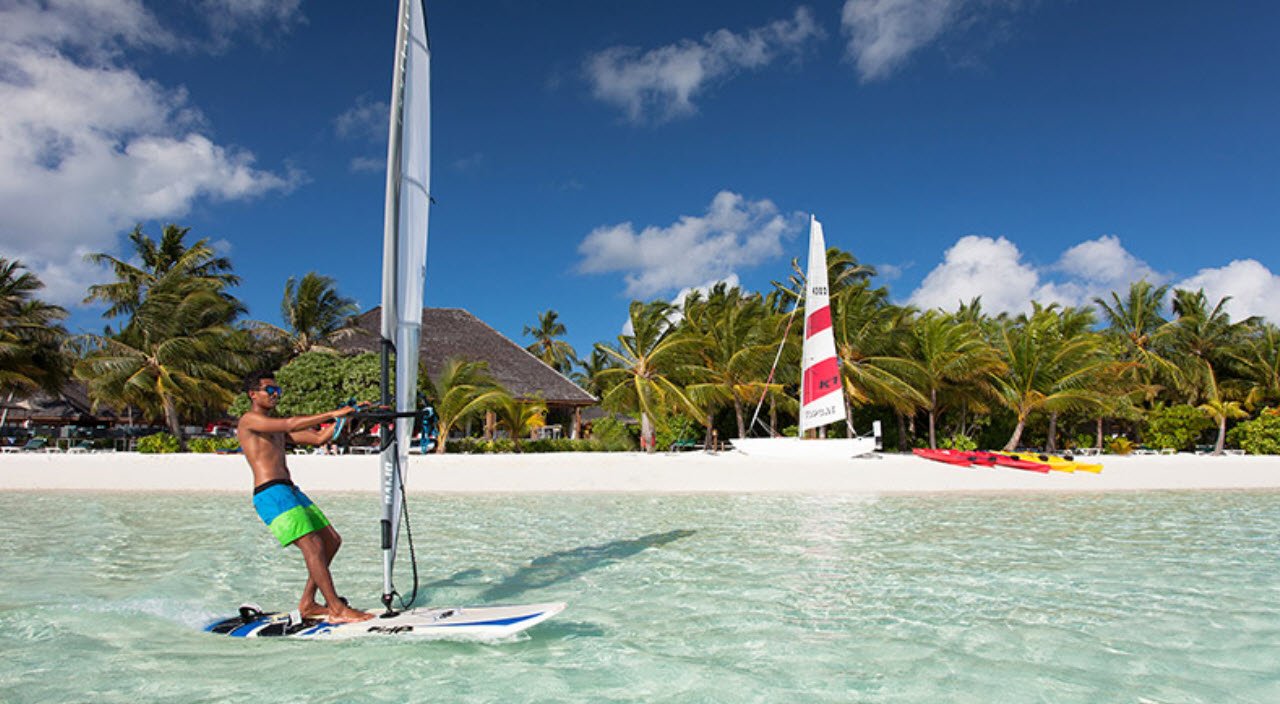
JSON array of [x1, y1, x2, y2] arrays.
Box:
[[379, 0, 431, 613], [798, 216, 846, 435]]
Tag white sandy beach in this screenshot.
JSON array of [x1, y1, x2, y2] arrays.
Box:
[[1, 451, 1278, 494]]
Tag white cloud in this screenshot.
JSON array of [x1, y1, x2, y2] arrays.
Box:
[[840, 0, 1023, 81], [579, 191, 800, 298], [0, 0, 299, 307], [334, 95, 388, 141], [908, 235, 1040, 313], [585, 7, 822, 123], [349, 156, 383, 174], [199, 0, 305, 49], [908, 234, 1181, 317], [1176, 260, 1280, 323], [1055, 235, 1161, 287], [0, 0, 173, 56]]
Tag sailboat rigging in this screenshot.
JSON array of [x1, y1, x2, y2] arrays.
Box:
[[206, 0, 563, 639], [733, 216, 882, 459]]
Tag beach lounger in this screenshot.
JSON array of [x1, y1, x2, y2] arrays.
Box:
[[21, 437, 47, 452]]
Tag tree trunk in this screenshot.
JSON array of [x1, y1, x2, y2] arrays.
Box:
[[734, 400, 745, 438], [1003, 417, 1026, 452], [163, 395, 187, 452], [1095, 417, 1104, 451], [769, 399, 777, 437], [705, 413, 713, 450], [435, 424, 449, 454], [641, 411, 655, 453], [1046, 412, 1058, 452], [896, 412, 908, 452], [1214, 417, 1226, 455], [0, 390, 13, 428], [928, 389, 938, 449]]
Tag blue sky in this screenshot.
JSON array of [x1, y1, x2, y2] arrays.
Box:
[[2, 0, 1278, 360]]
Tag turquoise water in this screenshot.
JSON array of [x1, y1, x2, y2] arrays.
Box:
[[2, 491, 1279, 703]]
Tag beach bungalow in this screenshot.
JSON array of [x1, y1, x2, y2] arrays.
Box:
[[338, 307, 596, 438], [0, 382, 138, 450]]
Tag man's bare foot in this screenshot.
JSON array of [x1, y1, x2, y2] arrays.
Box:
[[326, 605, 373, 624], [299, 602, 327, 620]]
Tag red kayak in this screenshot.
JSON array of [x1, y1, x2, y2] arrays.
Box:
[[913, 448, 983, 467], [982, 452, 1050, 473]]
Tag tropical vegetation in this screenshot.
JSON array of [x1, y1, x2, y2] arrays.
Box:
[[9, 221, 1280, 456]]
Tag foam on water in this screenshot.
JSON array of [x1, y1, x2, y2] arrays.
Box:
[[1, 490, 1279, 703]]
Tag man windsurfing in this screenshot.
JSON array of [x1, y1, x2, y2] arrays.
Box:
[[237, 371, 372, 624]]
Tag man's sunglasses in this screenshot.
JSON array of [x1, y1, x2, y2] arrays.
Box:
[[260, 385, 283, 398]]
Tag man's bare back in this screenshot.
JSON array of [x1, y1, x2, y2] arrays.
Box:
[[237, 372, 370, 624]]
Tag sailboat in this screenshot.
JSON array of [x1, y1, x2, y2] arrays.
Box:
[[731, 216, 881, 459], [206, 0, 563, 639]]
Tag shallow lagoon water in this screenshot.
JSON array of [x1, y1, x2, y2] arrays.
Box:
[[2, 490, 1279, 703]]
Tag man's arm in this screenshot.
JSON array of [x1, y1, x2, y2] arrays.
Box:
[[289, 422, 340, 446], [239, 406, 356, 436]]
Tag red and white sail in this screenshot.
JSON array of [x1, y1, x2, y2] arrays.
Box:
[[799, 216, 846, 434]]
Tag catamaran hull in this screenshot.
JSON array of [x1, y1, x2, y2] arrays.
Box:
[[732, 437, 877, 459], [206, 602, 566, 640]]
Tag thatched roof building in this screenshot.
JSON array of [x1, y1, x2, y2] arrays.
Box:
[[0, 381, 129, 428], [339, 307, 595, 408]]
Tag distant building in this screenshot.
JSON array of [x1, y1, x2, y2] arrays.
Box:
[[339, 307, 596, 438]]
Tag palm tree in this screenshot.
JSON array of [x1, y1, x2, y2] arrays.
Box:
[[75, 287, 251, 450], [423, 357, 509, 454], [251, 272, 358, 358], [773, 246, 876, 306], [595, 300, 702, 452], [1199, 387, 1248, 455], [987, 306, 1110, 451], [570, 347, 614, 398], [492, 396, 548, 449], [0, 259, 69, 399], [1094, 280, 1175, 400], [84, 224, 238, 322], [1159, 289, 1256, 405], [680, 284, 778, 438], [1234, 324, 1280, 409], [523, 310, 578, 374], [832, 283, 925, 423], [901, 312, 1000, 449]]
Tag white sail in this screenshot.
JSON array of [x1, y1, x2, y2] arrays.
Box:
[[379, 0, 430, 607], [798, 216, 845, 434]]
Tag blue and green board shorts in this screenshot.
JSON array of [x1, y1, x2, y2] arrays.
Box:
[[253, 480, 331, 547]]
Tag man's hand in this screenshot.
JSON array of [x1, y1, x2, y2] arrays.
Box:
[[335, 405, 358, 418]]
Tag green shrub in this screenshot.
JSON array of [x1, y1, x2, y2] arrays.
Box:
[[655, 415, 699, 451], [1143, 404, 1213, 451], [136, 432, 180, 454], [1105, 436, 1134, 455], [189, 437, 240, 454], [1226, 411, 1280, 455], [940, 433, 977, 451], [590, 417, 637, 451], [1070, 433, 1095, 450]]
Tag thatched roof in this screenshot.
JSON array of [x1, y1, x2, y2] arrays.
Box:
[[339, 307, 595, 406], [1, 381, 126, 424]]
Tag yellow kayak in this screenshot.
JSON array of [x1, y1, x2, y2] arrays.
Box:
[[1000, 453, 1103, 474], [1001, 452, 1072, 473]]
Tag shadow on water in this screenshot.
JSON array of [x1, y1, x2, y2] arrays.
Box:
[[411, 529, 696, 607]]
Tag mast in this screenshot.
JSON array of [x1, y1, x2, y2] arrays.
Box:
[[798, 216, 846, 435], [379, 0, 431, 613]]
